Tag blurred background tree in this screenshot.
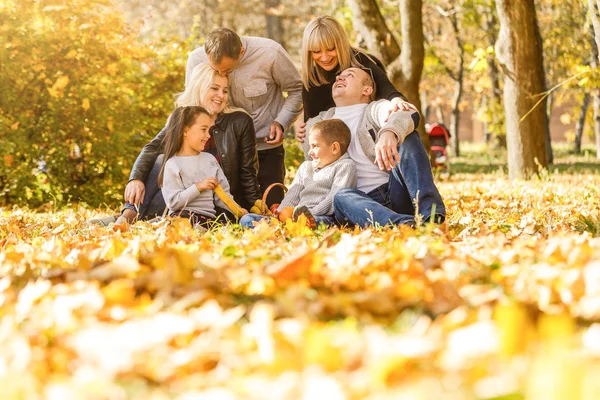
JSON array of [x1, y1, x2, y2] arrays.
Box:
[[1, 0, 596, 207], [0, 0, 186, 207]]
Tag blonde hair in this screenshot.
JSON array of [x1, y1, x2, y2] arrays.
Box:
[[302, 15, 369, 90], [175, 63, 246, 115]]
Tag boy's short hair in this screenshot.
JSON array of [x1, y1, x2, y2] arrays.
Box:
[[310, 119, 352, 154], [205, 28, 242, 63]]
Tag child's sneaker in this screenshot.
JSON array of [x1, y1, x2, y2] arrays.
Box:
[[87, 214, 119, 226], [292, 206, 317, 229], [114, 216, 128, 225]]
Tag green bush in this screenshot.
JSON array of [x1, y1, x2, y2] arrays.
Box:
[[0, 0, 186, 207]]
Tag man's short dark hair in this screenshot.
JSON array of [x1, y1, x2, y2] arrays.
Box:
[[359, 67, 376, 101], [311, 119, 352, 154], [205, 28, 242, 63]]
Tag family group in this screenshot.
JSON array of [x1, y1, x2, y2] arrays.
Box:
[[92, 16, 446, 230]]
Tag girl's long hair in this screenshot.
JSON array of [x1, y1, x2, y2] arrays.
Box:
[[301, 15, 375, 90], [158, 106, 211, 187], [175, 63, 247, 115]]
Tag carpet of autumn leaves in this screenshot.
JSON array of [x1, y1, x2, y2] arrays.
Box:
[[2, 147, 600, 399]]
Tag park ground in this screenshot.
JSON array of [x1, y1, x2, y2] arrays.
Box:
[[1, 143, 600, 399]]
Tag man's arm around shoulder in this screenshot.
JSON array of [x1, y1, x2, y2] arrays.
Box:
[[368, 100, 420, 145]]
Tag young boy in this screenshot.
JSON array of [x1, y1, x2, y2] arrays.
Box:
[[240, 119, 357, 229]]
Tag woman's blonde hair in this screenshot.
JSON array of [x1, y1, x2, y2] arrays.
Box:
[[175, 63, 246, 115], [301, 15, 366, 90]]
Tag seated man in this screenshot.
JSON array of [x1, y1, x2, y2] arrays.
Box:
[[240, 119, 357, 229], [300, 67, 445, 228]]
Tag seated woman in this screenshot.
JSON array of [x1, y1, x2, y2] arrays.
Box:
[[298, 15, 416, 133], [91, 63, 261, 225]]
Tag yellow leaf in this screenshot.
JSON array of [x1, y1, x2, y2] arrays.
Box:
[[10, 122, 19, 130], [494, 300, 535, 356], [560, 113, 571, 125], [102, 279, 136, 305], [4, 155, 14, 167], [65, 49, 77, 59], [266, 249, 315, 282], [106, 63, 118, 76], [82, 98, 90, 111], [303, 326, 344, 372], [47, 87, 59, 98], [52, 75, 69, 91]]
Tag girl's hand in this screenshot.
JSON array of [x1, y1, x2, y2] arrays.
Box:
[[239, 208, 248, 216], [296, 123, 307, 143], [195, 177, 218, 192], [384, 98, 418, 122]]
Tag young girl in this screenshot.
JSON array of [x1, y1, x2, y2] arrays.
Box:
[[158, 106, 240, 228]]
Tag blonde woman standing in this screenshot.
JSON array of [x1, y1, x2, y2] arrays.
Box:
[[299, 15, 415, 126]]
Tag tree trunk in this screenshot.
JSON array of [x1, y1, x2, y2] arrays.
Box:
[[546, 93, 554, 164], [574, 93, 590, 153], [483, 2, 501, 145], [588, 0, 600, 57], [594, 91, 600, 159], [347, 0, 400, 64], [436, 105, 445, 125], [390, 0, 427, 146], [450, 79, 462, 156], [348, 0, 429, 149], [495, 0, 548, 179], [589, 2, 600, 157], [265, 0, 285, 48], [482, 94, 491, 143], [448, 11, 464, 157], [421, 91, 430, 122]]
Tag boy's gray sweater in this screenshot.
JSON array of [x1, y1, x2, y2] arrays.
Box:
[[279, 153, 357, 216]]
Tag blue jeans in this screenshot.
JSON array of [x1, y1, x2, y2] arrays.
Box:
[[122, 155, 166, 220], [333, 132, 445, 228], [239, 213, 337, 229]]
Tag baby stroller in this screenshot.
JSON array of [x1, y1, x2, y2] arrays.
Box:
[[427, 123, 450, 171]]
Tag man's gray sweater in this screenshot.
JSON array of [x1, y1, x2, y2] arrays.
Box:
[[186, 36, 303, 151]]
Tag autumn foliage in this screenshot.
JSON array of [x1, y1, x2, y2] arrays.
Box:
[[2, 150, 600, 398], [0, 0, 186, 207]]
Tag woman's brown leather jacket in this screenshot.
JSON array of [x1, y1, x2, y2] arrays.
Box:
[[129, 111, 261, 209]]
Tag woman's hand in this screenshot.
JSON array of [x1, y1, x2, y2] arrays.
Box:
[[296, 122, 307, 143], [195, 177, 219, 192], [124, 179, 145, 205], [384, 98, 418, 122]]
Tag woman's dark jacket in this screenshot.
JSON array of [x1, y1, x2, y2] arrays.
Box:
[[129, 111, 261, 209], [303, 51, 406, 121]]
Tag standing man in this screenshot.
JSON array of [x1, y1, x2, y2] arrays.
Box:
[[186, 28, 303, 205]]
